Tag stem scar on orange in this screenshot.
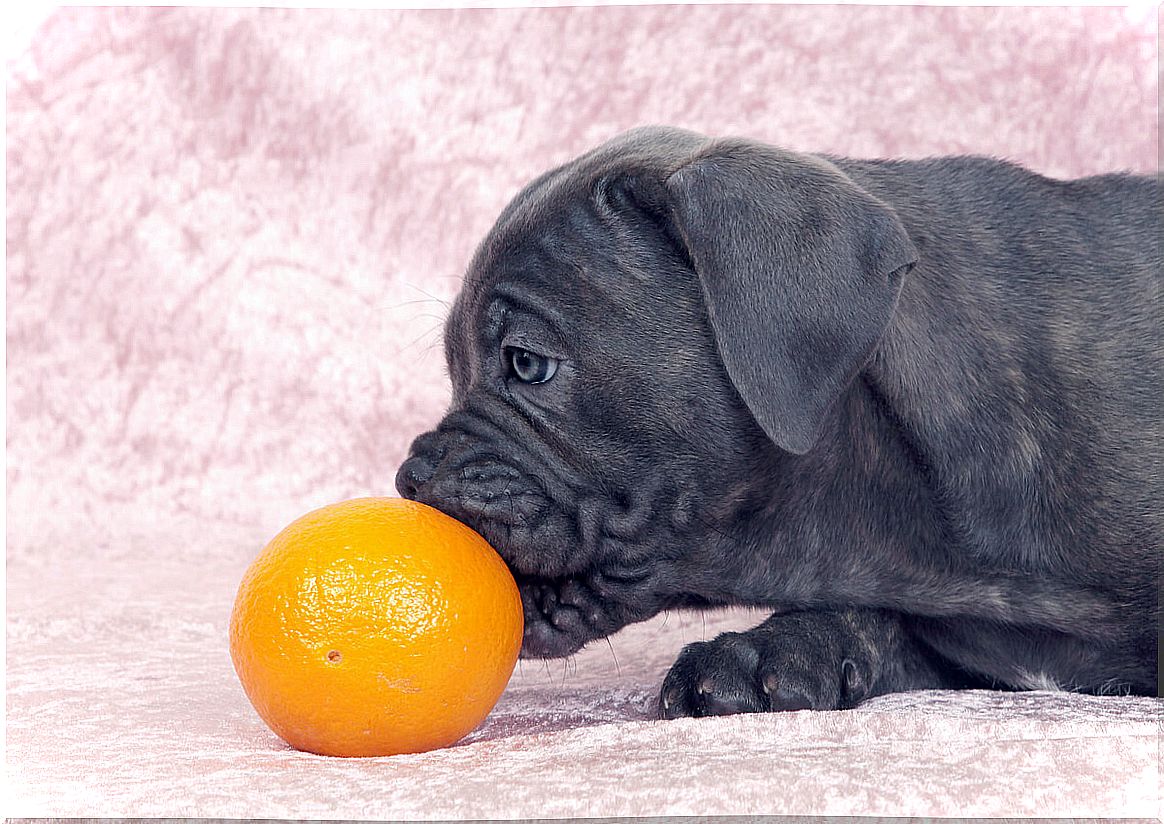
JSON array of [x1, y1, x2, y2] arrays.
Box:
[[229, 497, 524, 757]]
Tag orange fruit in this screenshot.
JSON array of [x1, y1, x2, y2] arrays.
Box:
[[229, 497, 523, 757]]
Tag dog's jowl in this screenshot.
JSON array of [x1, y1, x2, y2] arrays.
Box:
[[396, 126, 1160, 716]]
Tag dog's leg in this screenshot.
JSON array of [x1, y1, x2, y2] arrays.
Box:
[[659, 608, 970, 718]]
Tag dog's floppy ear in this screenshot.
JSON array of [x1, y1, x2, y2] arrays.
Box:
[[623, 140, 917, 455]]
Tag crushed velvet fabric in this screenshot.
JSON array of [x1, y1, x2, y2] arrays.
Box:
[[7, 4, 1160, 818]]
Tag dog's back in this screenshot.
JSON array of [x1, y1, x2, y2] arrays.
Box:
[[835, 156, 1159, 685]]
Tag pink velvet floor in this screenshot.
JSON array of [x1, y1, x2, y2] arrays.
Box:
[[7, 5, 1161, 818]]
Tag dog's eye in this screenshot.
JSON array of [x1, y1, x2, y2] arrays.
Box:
[[505, 347, 559, 384]]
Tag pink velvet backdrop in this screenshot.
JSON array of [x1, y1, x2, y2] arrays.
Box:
[[6, 5, 1160, 818], [7, 5, 1157, 561]]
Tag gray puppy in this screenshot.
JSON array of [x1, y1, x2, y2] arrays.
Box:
[[396, 126, 1160, 716]]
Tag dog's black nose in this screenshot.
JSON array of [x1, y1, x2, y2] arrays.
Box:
[[395, 453, 435, 501], [395, 431, 445, 500]]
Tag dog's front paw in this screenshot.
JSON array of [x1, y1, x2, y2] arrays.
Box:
[[658, 611, 875, 718]]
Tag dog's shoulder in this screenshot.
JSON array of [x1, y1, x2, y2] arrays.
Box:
[[830, 153, 1156, 241]]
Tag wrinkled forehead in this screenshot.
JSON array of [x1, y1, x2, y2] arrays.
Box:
[[447, 180, 610, 337], [442, 126, 707, 371], [442, 228, 581, 391]]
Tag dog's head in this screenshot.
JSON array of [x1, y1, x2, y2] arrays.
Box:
[[396, 126, 917, 658]]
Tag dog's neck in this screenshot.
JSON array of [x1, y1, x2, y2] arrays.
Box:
[[683, 372, 948, 609]]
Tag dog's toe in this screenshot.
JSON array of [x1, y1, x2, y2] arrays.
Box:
[[760, 672, 814, 711]]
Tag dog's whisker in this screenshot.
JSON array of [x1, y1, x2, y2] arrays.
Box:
[[402, 281, 453, 309], [386, 297, 449, 310], [398, 323, 444, 355], [605, 636, 621, 679]]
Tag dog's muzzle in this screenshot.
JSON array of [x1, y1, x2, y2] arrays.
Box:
[[394, 426, 666, 658], [394, 427, 553, 569]]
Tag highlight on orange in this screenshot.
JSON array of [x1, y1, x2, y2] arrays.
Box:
[[229, 497, 524, 757]]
